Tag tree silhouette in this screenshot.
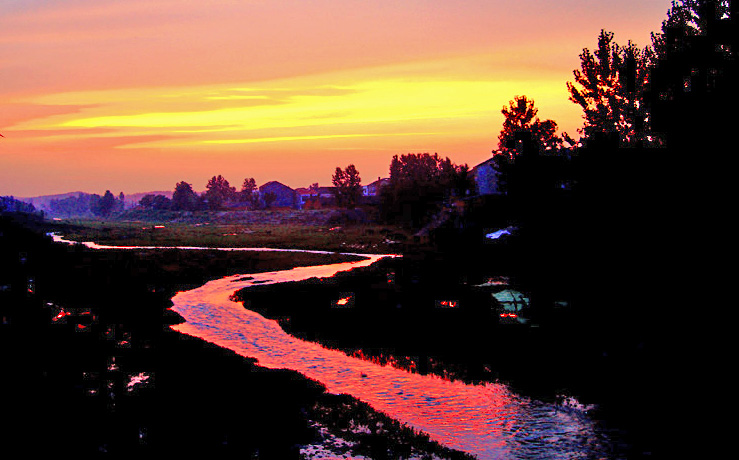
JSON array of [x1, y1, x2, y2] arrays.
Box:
[[646, 0, 736, 208], [492, 96, 563, 195], [139, 194, 171, 210], [652, 0, 732, 55], [93, 190, 117, 217], [204, 175, 236, 210], [496, 95, 562, 158], [240, 177, 258, 207], [331, 164, 362, 209], [172, 181, 199, 211], [567, 30, 654, 146], [381, 153, 470, 228]]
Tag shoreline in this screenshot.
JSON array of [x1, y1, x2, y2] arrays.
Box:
[[1, 218, 469, 458], [4, 215, 659, 458]]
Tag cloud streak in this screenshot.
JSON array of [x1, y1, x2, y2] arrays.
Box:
[[0, 0, 671, 196]]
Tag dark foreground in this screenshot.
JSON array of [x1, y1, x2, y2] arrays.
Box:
[[0, 214, 470, 458], [234, 243, 661, 459]]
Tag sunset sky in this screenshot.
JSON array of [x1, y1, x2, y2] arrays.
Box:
[[1, 0, 670, 197]]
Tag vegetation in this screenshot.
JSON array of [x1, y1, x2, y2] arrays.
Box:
[[331, 164, 362, 209], [45, 190, 125, 217], [3, 3, 733, 457], [53, 215, 411, 254], [1, 195, 40, 215], [491, 96, 568, 196], [566, 29, 654, 146], [496, 95, 563, 157], [2, 210, 477, 458], [239, 177, 258, 207], [203, 174, 236, 210], [380, 153, 473, 229], [137, 193, 172, 210], [171, 181, 201, 211]]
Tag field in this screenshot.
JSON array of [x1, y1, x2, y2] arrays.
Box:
[[51, 210, 414, 254]]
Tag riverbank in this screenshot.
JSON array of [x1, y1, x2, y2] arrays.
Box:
[[232, 247, 659, 459], [49, 210, 413, 254], [0, 214, 470, 458]]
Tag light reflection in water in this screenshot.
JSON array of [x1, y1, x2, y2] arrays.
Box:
[[170, 256, 616, 460], [48, 234, 617, 458]]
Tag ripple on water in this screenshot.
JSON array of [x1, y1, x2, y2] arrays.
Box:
[[47, 236, 625, 459], [168, 256, 620, 460]]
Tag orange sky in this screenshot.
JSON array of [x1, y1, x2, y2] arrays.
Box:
[[1, 0, 670, 197]]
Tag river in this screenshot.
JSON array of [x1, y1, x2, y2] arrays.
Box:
[[51, 234, 622, 459]]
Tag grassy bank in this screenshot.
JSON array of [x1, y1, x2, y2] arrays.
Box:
[[50, 211, 413, 254]]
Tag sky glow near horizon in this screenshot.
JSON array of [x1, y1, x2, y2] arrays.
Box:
[[1, 0, 670, 197]]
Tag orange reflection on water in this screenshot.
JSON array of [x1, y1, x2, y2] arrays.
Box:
[[170, 254, 611, 459], [48, 233, 614, 458]]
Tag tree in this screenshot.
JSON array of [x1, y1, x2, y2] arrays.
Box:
[[172, 181, 199, 211], [117, 192, 125, 210], [492, 96, 565, 195], [204, 175, 236, 210], [240, 177, 258, 207], [496, 95, 562, 158], [139, 194, 171, 210], [380, 153, 471, 228], [48, 193, 96, 217], [646, 0, 736, 186], [651, 0, 733, 57], [332, 164, 362, 208], [566, 30, 654, 146], [0, 196, 38, 214], [91, 190, 117, 217]]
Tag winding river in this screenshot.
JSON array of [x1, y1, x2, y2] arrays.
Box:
[[51, 235, 621, 459]]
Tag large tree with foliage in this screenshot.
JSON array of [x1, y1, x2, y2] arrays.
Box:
[[380, 153, 471, 228], [138, 194, 171, 210], [0, 196, 38, 214], [204, 175, 236, 210], [567, 30, 654, 146], [646, 0, 735, 193], [652, 0, 733, 56], [240, 177, 258, 207], [492, 96, 565, 195], [171, 181, 199, 211], [496, 95, 562, 158], [92, 190, 117, 217], [331, 164, 362, 209]]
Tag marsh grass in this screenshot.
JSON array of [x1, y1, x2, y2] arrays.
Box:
[[56, 216, 411, 253]]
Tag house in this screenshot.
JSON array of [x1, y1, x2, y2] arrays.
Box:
[[470, 157, 501, 196], [296, 185, 336, 209], [362, 177, 389, 197], [258, 181, 298, 208]]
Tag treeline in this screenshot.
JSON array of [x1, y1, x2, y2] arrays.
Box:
[[136, 176, 260, 212], [47, 191, 124, 217], [331, 158, 473, 229], [134, 160, 474, 231], [0, 196, 40, 215]]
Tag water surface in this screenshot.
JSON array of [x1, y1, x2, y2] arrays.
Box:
[[50, 233, 620, 459], [170, 258, 616, 459]]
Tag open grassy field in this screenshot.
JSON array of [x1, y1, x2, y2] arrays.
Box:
[[51, 212, 413, 254]]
